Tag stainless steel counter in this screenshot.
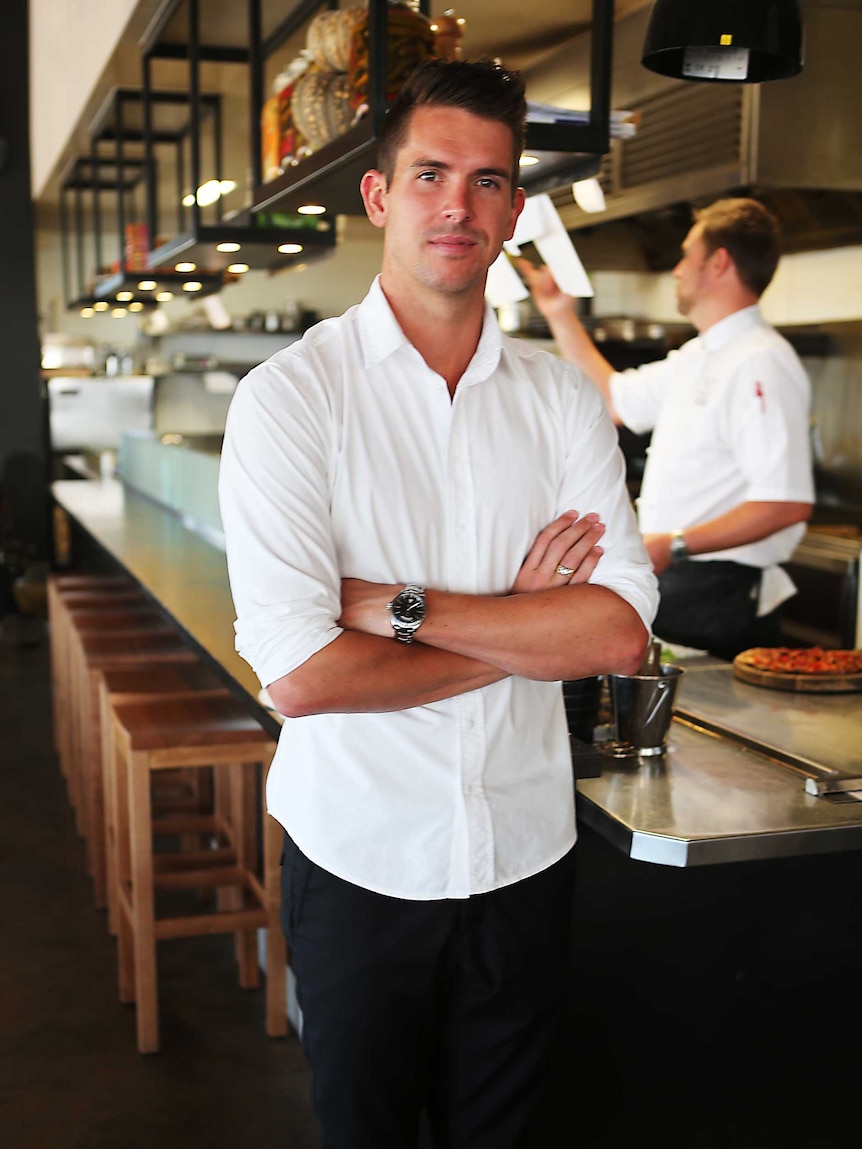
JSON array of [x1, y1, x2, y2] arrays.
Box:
[[54, 477, 862, 870]]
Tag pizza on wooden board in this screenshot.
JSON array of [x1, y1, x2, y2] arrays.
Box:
[[736, 647, 862, 675]]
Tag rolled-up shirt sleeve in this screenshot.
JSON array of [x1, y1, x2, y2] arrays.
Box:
[[561, 373, 659, 634], [218, 354, 342, 690]]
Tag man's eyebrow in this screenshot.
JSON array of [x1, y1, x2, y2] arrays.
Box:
[[407, 158, 512, 182]]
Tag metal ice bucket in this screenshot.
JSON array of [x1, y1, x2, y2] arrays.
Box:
[[609, 664, 684, 755]]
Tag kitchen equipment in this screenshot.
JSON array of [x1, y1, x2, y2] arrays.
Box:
[[610, 664, 684, 756]]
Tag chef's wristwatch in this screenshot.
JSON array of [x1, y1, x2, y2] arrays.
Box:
[[669, 529, 690, 563], [386, 584, 426, 643]]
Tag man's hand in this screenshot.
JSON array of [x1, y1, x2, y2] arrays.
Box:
[[339, 579, 398, 638], [516, 258, 577, 324], [512, 510, 604, 593]]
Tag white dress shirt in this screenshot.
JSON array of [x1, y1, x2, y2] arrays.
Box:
[[219, 278, 657, 900], [610, 306, 814, 612]]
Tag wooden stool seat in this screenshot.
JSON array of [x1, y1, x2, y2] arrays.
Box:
[[110, 694, 286, 1053]]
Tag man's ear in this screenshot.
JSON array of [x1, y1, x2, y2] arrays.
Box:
[[505, 186, 526, 243], [710, 245, 733, 279], [360, 169, 388, 229]]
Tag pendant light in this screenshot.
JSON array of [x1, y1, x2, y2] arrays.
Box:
[[641, 0, 803, 83]]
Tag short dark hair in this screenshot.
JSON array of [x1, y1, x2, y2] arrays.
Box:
[[694, 198, 783, 297], [376, 58, 526, 195]]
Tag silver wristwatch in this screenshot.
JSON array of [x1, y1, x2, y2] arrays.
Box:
[[386, 584, 426, 643], [669, 529, 690, 563]]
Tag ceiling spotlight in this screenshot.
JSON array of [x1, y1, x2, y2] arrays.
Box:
[[519, 155, 540, 167], [175, 262, 196, 273], [93, 301, 110, 312], [80, 307, 95, 318], [216, 241, 241, 253], [156, 291, 173, 302], [227, 263, 250, 274], [112, 308, 128, 318], [116, 291, 134, 302], [129, 301, 145, 312], [297, 204, 326, 215], [278, 243, 303, 255], [182, 281, 203, 292], [182, 193, 196, 207], [137, 280, 157, 291]]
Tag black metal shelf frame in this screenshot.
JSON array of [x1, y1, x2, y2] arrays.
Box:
[[140, 0, 336, 274]]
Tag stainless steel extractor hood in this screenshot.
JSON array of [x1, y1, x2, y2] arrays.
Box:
[[531, 2, 862, 269]]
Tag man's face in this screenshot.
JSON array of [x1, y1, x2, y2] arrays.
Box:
[[362, 105, 525, 302], [673, 223, 715, 318]]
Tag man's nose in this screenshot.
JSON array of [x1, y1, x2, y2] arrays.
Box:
[[443, 186, 472, 222]]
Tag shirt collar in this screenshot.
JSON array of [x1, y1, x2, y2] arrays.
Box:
[[699, 304, 763, 353], [357, 275, 502, 384]]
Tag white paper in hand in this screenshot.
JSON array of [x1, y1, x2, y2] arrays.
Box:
[[503, 194, 594, 298]]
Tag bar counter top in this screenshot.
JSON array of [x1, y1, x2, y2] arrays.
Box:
[[53, 476, 862, 869]]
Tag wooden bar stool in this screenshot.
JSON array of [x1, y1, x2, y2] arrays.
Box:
[[64, 606, 176, 849], [109, 694, 286, 1053], [99, 661, 229, 934], [73, 629, 198, 909], [49, 588, 150, 785], [48, 575, 139, 773]]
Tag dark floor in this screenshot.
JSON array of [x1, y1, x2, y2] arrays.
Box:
[[2, 615, 860, 1148], [0, 617, 318, 1149]]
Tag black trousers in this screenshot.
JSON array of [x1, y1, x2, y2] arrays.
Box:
[[281, 833, 577, 1149], [654, 559, 783, 661]]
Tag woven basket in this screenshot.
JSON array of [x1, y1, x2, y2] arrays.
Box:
[[306, 7, 365, 72], [291, 69, 354, 152]]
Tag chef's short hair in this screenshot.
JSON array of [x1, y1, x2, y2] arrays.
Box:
[[695, 198, 783, 297], [376, 58, 526, 197]]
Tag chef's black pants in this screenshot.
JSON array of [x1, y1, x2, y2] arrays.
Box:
[[654, 559, 783, 660], [280, 832, 577, 1149]]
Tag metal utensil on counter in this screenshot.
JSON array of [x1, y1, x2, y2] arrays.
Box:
[[609, 657, 684, 757]]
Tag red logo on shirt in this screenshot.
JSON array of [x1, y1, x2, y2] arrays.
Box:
[[754, 381, 765, 412]]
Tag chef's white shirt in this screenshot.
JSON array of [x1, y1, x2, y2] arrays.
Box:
[[610, 305, 814, 612], [219, 277, 657, 901]]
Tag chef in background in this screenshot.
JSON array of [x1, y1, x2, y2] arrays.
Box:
[[520, 197, 815, 660]]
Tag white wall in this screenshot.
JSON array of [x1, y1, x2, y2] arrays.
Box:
[[591, 246, 862, 326], [29, 0, 142, 198]]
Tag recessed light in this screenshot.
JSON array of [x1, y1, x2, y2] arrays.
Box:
[[112, 308, 128, 318], [80, 307, 95, 318], [137, 280, 157, 291], [297, 204, 326, 215], [129, 301, 145, 312], [182, 193, 196, 207], [519, 155, 540, 167], [155, 291, 173, 302], [93, 301, 110, 312], [175, 262, 196, 273], [116, 291, 134, 302], [227, 263, 249, 274], [278, 243, 303, 254], [216, 241, 241, 253], [183, 281, 203, 292]]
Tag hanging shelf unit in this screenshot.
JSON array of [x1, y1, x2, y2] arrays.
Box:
[[139, 0, 337, 275], [249, 0, 614, 218]]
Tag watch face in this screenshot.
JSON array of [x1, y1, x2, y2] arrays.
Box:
[[395, 589, 425, 625]]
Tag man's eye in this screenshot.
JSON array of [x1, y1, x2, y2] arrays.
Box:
[[418, 170, 439, 181], [477, 177, 501, 190]]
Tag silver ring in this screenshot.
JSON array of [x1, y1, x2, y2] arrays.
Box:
[[555, 563, 575, 577]]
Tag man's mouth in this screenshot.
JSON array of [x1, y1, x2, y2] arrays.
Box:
[[428, 234, 478, 252]]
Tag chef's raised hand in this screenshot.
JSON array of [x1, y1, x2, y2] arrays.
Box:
[[512, 510, 605, 594]]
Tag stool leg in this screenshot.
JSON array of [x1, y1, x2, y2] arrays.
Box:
[[114, 730, 136, 1006], [84, 666, 108, 908], [264, 808, 288, 1037], [100, 682, 119, 934], [229, 762, 260, 990], [128, 747, 160, 1054]]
